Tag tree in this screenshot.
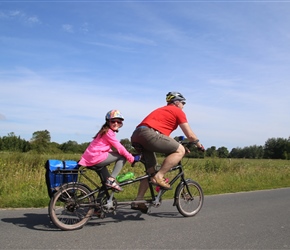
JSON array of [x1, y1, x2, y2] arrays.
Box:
[[206, 146, 217, 157], [1, 132, 19, 151], [30, 130, 51, 153], [0, 132, 30, 152], [287, 137, 290, 160], [229, 145, 264, 159], [263, 137, 288, 159], [79, 142, 90, 153], [120, 138, 133, 152], [60, 140, 80, 153], [229, 147, 241, 158], [245, 145, 264, 159], [217, 146, 229, 158]]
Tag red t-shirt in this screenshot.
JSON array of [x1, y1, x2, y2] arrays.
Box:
[[137, 105, 188, 136]]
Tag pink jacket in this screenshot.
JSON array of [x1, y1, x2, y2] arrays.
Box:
[[79, 129, 134, 167]]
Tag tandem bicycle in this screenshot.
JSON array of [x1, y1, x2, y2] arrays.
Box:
[[48, 137, 204, 230]]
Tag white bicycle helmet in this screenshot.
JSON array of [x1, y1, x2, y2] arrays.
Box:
[[166, 91, 186, 103]]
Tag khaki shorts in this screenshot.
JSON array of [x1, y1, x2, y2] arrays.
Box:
[[131, 126, 180, 170]]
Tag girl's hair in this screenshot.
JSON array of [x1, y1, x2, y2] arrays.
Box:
[[93, 122, 109, 139], [93, 121, 119, 139]]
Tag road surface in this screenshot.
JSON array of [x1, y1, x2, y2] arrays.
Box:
[[1, 188, 290, 249]]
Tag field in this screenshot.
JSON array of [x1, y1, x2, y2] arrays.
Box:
[[0, 152, 290, 208]]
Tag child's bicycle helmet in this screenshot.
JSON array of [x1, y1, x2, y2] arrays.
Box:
[[105, 110, 124, 121]]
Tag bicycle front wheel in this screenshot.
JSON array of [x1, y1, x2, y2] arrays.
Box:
[[175, 179, 204, 217], [49, 183, 95, 231]]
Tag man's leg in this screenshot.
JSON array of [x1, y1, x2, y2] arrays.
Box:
[[135, 167, 155, 200], [153, 144, 185, 187]]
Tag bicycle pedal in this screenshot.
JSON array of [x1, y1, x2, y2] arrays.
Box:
[[147, 208, 151, 214]]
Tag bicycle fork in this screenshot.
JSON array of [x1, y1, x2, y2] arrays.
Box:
[[172, 177, 192, 206]]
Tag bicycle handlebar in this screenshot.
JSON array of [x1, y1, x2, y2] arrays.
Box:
[[177, 136, 205, 152], [182, 141, 205, 152]]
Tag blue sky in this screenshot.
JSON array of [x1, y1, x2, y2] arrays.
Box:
[[1, 1, 290, 150]]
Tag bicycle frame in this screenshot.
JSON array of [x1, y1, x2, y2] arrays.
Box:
[[116, 162, 190, 207], [57, 160, 188, 209]]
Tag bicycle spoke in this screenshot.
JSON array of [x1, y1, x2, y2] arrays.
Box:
[[176, 180, 204, 217], [49, 184, 95, 230]]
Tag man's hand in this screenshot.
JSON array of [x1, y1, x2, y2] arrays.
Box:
[[197, 144, 205, 152]]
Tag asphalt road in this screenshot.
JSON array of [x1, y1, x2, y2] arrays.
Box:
[[1, 188, 290, 249]]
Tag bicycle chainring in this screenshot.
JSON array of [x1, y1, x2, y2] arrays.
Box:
[[100, 196, 117, 213], [152, 197, 162, 207]]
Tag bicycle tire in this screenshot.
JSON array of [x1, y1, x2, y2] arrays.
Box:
[[49, 183, 95, 231], [175, 179, 204, 217]]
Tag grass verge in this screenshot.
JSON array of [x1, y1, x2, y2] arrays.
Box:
[[0, 152, 289, 208]]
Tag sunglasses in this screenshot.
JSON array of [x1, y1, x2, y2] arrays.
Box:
[[181, 101, 186, 105], [110, 120, 123, 124]]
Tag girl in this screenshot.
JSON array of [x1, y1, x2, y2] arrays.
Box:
[[79, 110, 140, 191]]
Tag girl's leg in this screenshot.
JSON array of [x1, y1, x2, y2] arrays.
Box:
[[95, 152, 126, 178], [93, 152, 126, 191], [111, 154, 126, 178], [95, 166, 110, 184]]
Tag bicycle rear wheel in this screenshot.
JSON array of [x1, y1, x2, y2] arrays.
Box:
[[49, 183, 95, 230], [175, 179, 204, 217]]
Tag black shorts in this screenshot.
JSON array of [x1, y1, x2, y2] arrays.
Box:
[[131, 126, 180, 169]]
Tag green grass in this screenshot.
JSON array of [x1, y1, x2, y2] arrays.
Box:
[[0, 152, 290, 208]]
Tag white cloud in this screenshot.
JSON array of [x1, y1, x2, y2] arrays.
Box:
[[107, 33, 157, 46], [80, 22, 89, 34], [62, 24, 74, 33], [0, 10, 41, 25], [85, 41, 135, 52], [27, 16, 40, 24]]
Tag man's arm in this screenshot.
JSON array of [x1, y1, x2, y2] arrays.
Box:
[[179, 123, 203, 148]]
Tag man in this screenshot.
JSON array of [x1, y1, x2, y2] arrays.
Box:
[[131, 91, 204, 212]]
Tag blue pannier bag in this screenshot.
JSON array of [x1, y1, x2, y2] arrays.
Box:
[[45, 159, 79, 198]]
